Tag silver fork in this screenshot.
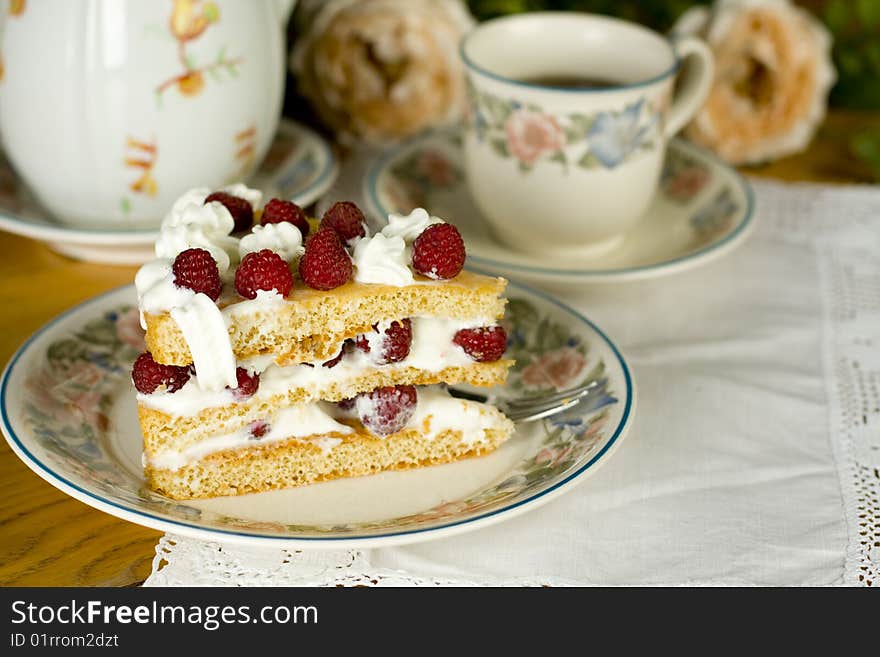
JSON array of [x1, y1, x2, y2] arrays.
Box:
[[447, 380, 599, 423]]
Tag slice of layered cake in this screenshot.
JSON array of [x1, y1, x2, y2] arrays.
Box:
[[132, 185, 514, 499]]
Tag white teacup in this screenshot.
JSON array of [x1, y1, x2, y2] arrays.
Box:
[[461, 12, 714, 255]]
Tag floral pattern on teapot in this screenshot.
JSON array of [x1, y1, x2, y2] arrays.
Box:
[[1, 0, 27, 80], [232, 124, 257, 181], [155, 0, 243, 102], [124, 136, 159, 197]]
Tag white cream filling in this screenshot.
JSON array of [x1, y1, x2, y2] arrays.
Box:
[[362, 319, 393, 361], [144, 387, 497, 471], [137, 316, 496, 416], [145, 402, 352, 471], [408, 387, 500, 447], [170, 295, 237, 391]]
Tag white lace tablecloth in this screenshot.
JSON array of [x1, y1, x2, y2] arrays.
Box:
[[145, 179, 880, 587]]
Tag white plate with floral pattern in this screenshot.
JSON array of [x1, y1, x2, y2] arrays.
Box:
[[0, 278, 634, 548], [364, 131, 755, 284], [0, 120, 339, 265]]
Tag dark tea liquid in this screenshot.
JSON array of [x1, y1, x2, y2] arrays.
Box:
[[518, 74, 621, 89]]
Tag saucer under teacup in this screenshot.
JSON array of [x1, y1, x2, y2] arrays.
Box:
[[0, 120, 338, 265], [364, 129, 754, 284]]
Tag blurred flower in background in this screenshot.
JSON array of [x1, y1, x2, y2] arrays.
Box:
[[675, 0, 835, 165], [290, 0, 474, 144]]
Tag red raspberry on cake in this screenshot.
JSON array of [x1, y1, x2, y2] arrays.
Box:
[[229, 367, 260, 400], [356, 385, 417, 436], [322, 344, 346, 368], [261, 198, 310, 237], [355, 319, 412, 364], [298, 228, 353, 290], [235, 249, 294, 299], [172, 248, 222, 301], [319, 201, 367, 242], [337, 397, 356, 412], [132, 352, 191, 394], [411, 223, 465, 280], [204, 191, 253, 232], [249, 421, 270, 439], [453, 326, 507, 362]]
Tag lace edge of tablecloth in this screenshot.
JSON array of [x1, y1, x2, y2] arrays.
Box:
[[818, 245, 880, 587], [144, 533, 789, 587], [142, 535, 595, 587]]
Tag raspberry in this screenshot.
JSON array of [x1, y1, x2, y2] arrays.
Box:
[[234, 249, 294, 299], [298, 228, 353, 290], [171, 248, 222, 300], [356, 385, 417, 436], [322, 347, 345, 368], [453, 326, 508, 362], [229, 367, 259, 400], [355, 319, 412, 364], [411, 223, 465, 280], [323, 339, 355, 368], [319, 201, 366, 242], [337, 397, 356, 412], [131, 352, 191, 394], [205, 191, 253, 232], [249, 421, 270, 439], [262, 198, 310, 237]]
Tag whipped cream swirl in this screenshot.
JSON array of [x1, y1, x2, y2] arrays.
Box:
[[352, 233, 413, 286], [155, 186, 259, 276], [352, 207, 445, 286], [381, 207, 442, 242], [239, 223, 305, 262]]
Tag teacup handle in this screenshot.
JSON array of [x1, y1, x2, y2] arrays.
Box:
[[665, 36, 715, 138]]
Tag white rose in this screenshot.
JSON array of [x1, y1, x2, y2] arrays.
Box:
[[291, 0, 474, 144]]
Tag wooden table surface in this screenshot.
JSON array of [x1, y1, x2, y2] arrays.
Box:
[[1, 110, 877, 586]]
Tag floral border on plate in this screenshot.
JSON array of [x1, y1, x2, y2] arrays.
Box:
[[15, 291, 622, 537]]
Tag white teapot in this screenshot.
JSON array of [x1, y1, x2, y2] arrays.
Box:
[[0, 0, 296, 228]]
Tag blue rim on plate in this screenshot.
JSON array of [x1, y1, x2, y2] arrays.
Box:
[[0, 274, 634, 547], [364, 134, 755, 282], [0, 119, 339, 244]]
